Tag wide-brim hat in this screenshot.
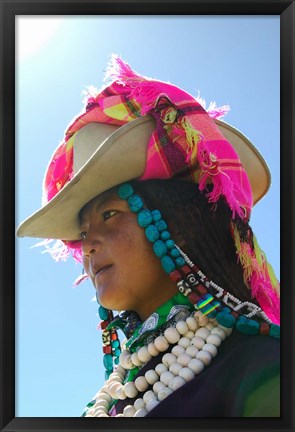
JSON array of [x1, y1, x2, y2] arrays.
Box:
[[16, 114, 270, 241]]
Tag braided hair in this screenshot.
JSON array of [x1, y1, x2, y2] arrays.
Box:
[[132, 179, 258, 305]]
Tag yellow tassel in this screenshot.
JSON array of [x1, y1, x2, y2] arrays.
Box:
[[180, 117, 201, 162], [253, 234, 280, 293]]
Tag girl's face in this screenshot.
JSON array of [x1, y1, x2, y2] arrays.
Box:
[[79, 189, 178, 320]]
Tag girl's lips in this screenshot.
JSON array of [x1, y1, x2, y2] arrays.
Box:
[[95, 264, 113, 278]]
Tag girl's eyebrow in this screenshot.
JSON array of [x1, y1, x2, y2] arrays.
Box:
[[78, 193, 123, 225]]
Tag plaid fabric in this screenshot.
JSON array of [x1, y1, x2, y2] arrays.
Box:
[[43, 58, 251, 221], [42, 56, 279, 324]]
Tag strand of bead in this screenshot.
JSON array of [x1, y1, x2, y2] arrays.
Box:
[[85, 312, 229, 417]]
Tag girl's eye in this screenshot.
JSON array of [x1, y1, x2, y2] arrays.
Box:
[[103, 210, 117, 221], [79, 232, 87, 240]]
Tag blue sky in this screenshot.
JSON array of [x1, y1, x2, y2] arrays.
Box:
[[15, 15, 280, 417]]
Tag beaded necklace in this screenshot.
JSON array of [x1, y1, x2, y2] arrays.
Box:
[[82, 182, 280, 418]]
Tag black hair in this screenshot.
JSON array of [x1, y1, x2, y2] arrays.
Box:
[[132, 179, 258, 305]]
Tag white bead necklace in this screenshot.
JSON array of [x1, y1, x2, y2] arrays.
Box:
[[85, 310, 232, 417]]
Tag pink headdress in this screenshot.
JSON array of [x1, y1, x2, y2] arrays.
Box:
[[41, 55, 280, 324]]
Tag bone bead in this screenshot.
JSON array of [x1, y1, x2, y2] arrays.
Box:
[[134, 397, 145, 411], [131, 352, 143, 367], [186, 316, 199, 331], [155, 363, 168, 376], [147, 341, 160, 356], [185, 346, 199, 357], [179, 366, 195, 382], [205, 322, 215, 331], [202, 343, 218, 357], [211, 327, 226, 340], [171, 345, 185, 357], [191, 336, 205, 349], [154, 335, 170, 352], [108, 382, 122, 399], [123, 381, 138, 398], [158, 387, 173, 401], [146, 398, 160, 412], [194, 311, 209, 326], [169, 362, 183, 375], [143, 390, 157, 405], [206, 334, 222, 347], [188, 358, 205, 374], [178, 337, 190, 348], [145, 369, 159, 385], [177, 353, 192, 367], [123, 405, 136, 417], [164, 327, 181, 344], [153, 381, 166, 395], [137, 346, 152, 363], [196, 349, 212, 366], [184, 330, 195, 339], [160, 370, 174, 385], [218, 325, 233, 336], [162, 352, 177, 367], [176, 321, 189, 335], [195, 327, 210, 340], [134, 407, 148, 417], [115, 386, 127, 400], [168, 375, 186, 391], [134, 376, 149, 392]]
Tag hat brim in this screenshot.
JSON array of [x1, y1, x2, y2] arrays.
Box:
[[16, 115, 270, 240]]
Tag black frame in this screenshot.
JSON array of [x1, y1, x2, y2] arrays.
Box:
[[1, 1, 294, 431]]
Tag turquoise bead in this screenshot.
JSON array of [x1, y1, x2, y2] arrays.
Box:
[[111, 340, 120, 348], [207, 310, 217, 318], [161, 230, 171, 240], [221, 307, 231, 314], [98, 306, 109, 320], [166, 239, 175, 249], [152, 209, 162, 222], [114, 357, 120, 365], [145, 225, 160, 243], [216, 312, 236, 328], [175, 256, 185, 267], [236, 317, 259, 335], [153, 239, 168, 257], [103, 354, 113, 371], [137, 209, 153, 227], [105, 370, 112, 380], [161, 255, 176, 273], [128, 195, 144, 212], [269, 324, 280, 338], [170, 247, 180, 258], [117, 183, 134, 199], [113, 348, 121, 357], [155, 219, 168, 231]]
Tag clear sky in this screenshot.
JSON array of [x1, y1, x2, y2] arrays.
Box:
[[15, 15, 280, 417]]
